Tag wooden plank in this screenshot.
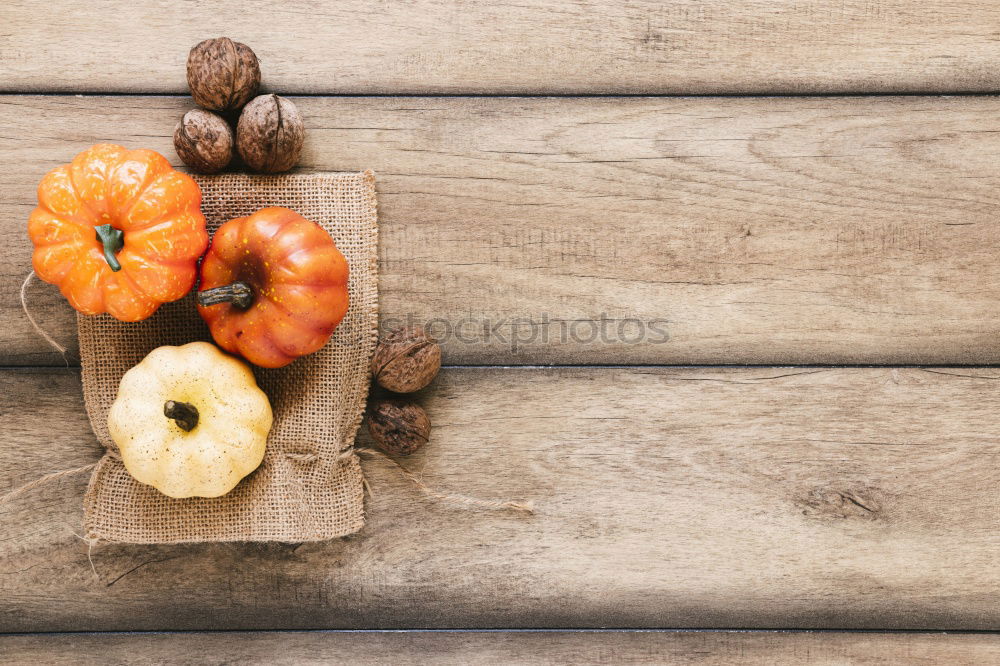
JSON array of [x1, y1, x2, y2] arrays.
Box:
[[4, 366, 1000, 631], [4, 2, 1000, 94], [5, 95, 1000, 366], [3, 631, 1000, 665]]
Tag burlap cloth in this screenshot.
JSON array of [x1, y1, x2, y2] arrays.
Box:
[[80, 172, 378, 543]]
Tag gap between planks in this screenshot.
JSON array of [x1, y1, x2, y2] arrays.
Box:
[[3, 630, 1000, 665]]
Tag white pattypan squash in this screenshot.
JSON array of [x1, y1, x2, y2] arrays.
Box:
[[107, 342, 273, 498]]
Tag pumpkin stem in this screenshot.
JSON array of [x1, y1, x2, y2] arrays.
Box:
[[197, 281, 254, 309], [164, 400, 199, 432], [94, 224, 124, 272]]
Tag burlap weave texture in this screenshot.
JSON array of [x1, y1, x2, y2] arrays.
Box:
[[80, 171, 378, 543]]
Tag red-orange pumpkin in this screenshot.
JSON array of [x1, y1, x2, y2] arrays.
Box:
[[196, 207, 349, 368]]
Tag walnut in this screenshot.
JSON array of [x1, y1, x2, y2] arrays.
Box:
[[371, 326, 441, 393], [186, 37, 261, 112], [367, 399, 430, 455], [236, 94, 305, 173], [173, 109, 233, 173]]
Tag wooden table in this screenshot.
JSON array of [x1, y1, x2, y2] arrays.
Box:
[[4, 1, 1000, 662]]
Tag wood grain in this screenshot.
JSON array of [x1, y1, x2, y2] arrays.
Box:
[[4, 1, 1000, 94], [4, 366, 1000, 631], [3, 631, 999, 665], [5, 95, 1000, 366]]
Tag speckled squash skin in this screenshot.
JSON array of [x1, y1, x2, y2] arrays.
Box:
[[28, 144, 209, 321], [108, 342, 273, 498], [197, 207, 350, 368]]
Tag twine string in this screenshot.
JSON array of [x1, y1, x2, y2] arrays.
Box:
[[0, 452, 533, 515], [0, 462, 98, 507], [20, 270, 70, 364], [69, 528, 102, 580]]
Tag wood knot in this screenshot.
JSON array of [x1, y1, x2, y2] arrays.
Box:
[[798, 486, 883, 521]]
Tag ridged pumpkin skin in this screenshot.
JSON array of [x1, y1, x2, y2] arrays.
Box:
[[28, 144, 208, 321], [197, 207, 349, 368], [108, 342, 273, 498]]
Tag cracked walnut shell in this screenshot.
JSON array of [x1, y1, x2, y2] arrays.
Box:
[[173, 109, 233, 173], [371, 326, 442, 393], [186, 37, 261, 112], [236, 94, 305, 173]]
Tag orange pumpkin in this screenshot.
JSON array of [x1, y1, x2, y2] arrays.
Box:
[[196, 207, 349, 368], [28, 144, 209, 321]]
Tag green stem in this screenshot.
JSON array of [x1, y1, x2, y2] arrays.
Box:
[[94, 224, 124, 272], [197, 281, 254, 309]]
